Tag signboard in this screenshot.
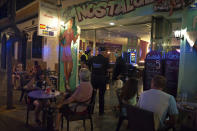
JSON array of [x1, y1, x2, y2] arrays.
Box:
[[164, 51, 180, 97], [75, 0, 154, 22], [38, 1, 59, 37], [144, 51, 163, 90], [154, 0, 194, 15]]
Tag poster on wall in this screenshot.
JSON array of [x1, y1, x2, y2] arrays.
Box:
[[164, 50, 180, 97], [144, 51, 163, 90], [38, 1, 59, 37], [154, 0, 195, 15], [59, 18, 80, 91]]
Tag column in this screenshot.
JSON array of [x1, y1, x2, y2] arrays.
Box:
[[93, 30, 96, 56], [178, 9, 197, 102], [153, 17, 172, 51]]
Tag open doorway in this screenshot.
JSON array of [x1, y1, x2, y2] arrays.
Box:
[[79, 15, 152, 67]]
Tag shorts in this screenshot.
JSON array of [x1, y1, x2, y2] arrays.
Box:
[[62, 46, 72, 62]]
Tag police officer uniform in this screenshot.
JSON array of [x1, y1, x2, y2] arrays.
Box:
[[80, 50, 91, 68], [89, 47, 109, 115]]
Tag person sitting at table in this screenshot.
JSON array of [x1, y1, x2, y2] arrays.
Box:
[[31, 61, 42, 76], [137, 75, 179, 130], [121, 78, 138, 106], [55, 68, 93, 131], [12, 63, 24, 90], [25, 71, 53, 126], [24, 70, 52, 90]]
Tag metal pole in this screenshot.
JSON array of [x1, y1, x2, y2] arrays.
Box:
[[6, 39, 14, 109], [151, 16, 154, 51], [93, 30, 96, 56], [6, 0, 22, 109]]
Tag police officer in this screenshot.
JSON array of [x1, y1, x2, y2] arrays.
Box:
[[80, 48, 91, 68], [89, 47, 109, 115]]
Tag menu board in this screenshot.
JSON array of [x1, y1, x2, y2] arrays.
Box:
[[144, 51, 163, 90], [164, 51, 180, 97]]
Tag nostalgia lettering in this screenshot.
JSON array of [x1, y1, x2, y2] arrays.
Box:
[[75, 0, 154, 22]]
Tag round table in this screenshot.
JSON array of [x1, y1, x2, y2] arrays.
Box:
[[28, 90, 60, 99], [27, 90, 60, 129]]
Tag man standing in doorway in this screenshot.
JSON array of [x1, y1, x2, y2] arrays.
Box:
[[89, 47, 109, 115]]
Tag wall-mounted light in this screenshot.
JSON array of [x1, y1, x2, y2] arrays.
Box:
[[174, 28, 197, 52], [174, 29, 185, 40]]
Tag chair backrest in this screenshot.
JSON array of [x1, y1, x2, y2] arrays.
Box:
[[88, 89, 97, 114], [127, 105, 155, 131], [20, 73, 31, 87]]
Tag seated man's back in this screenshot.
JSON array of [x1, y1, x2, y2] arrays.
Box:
[[138, 75, 178, 128], [138, 89, 178, 125]]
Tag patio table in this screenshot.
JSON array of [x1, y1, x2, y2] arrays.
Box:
[[28, 90, 60, 129]]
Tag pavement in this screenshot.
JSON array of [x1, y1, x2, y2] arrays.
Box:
[[0, 85, 129, 131]]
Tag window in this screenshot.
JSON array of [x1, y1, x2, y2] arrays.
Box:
[[16, 0, 35, 10], [1, 34, 7, 69], [32, 31, 42, 59], [0, 1, 8, 19]]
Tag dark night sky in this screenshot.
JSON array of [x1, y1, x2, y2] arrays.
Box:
[[0, 0, 35, 19]]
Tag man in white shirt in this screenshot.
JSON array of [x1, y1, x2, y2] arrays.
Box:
[[138, 75, 178, 130]]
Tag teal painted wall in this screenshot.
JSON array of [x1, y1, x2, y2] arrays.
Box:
[[178, 9, 197, 102]]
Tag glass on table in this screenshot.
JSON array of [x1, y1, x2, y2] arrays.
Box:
[[51, 88, 55, 93], [44, 86, 51, 94]]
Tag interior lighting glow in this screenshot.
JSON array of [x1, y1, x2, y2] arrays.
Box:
[[52, 18, 59, 27], [60, 20, 65, 26], [176, 49, 180, 53], [109, 22, 115, 26], [139, 60, 145, 63], [174, 30, 181, 38]]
